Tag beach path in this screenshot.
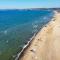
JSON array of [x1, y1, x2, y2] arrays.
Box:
[[19, 11, 60, 60]]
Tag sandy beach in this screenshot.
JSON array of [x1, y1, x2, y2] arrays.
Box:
[[19, 11, 60, 60]]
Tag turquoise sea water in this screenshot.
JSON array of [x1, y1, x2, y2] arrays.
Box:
[[0, 9, 54, 60]]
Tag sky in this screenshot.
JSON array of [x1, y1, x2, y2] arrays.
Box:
[[0, 0, 60, 9]]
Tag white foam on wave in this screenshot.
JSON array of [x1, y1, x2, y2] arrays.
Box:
[[43, 16, 47, 20], [6, 40, 9, 43], [32, 23, 38, 33], [4, 30, 8, 34], [33, 25, 38, 29], [33, 29, 38, 33]]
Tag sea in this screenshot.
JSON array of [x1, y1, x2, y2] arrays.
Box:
[[0, 9, 54, 60]]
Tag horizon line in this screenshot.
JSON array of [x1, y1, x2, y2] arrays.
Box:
[[0, 7, 60, 10]]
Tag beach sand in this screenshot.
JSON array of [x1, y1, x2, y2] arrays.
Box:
[[19, 11, 60, 60]]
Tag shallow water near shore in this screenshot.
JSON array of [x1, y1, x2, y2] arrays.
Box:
[[0, 9, 54, 60]]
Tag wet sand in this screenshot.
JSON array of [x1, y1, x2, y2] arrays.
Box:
[[19, 11, 60, 60]]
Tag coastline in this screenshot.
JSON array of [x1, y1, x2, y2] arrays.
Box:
[[15, 11, 55, 60], [19, 11, 60, 60], [15, 33, 37, 60]]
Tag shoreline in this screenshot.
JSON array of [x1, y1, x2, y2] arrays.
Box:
[[15, 33, 36, 60], [19, 11, 60, 60], [15, 11, 55, 60]]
